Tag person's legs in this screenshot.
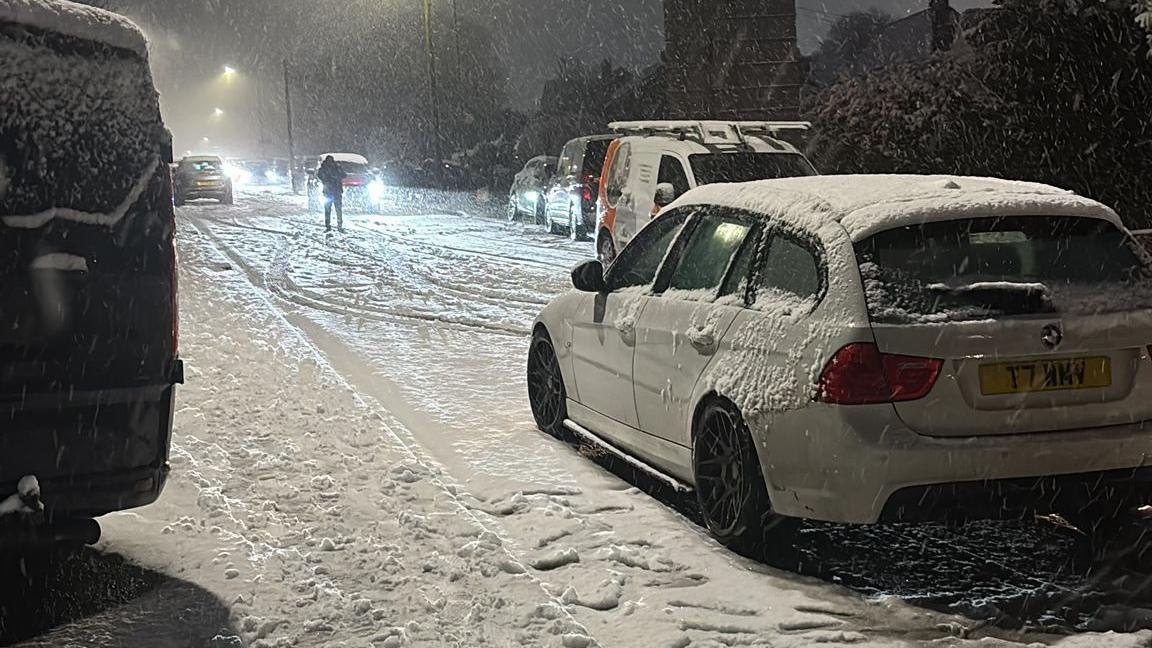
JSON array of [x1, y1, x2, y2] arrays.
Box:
[[324, 192, 333, 230]]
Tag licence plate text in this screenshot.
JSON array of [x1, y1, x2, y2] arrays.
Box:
[[979, 357, 1111, 396]]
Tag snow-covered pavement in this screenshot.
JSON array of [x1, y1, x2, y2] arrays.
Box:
[[38, 186, 1152, 647]]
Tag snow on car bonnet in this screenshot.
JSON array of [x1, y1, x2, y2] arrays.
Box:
[[666, 175, 1122, 241], [0, 0, 148, 57]]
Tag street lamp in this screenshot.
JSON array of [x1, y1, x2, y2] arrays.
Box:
[[213, 107, 225, 117], [222, 65, 237, 77]]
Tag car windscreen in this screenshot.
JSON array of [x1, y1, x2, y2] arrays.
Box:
[[856, 216, 1152, 324], [582, 140, 611, 176], [689, 153, 815, 185]]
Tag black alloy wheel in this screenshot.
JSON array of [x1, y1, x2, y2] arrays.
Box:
[[597, 230, 616, 266], [569, 205, 588, 242], [693, 399, 796, 555], [527, 331, 567, 437]]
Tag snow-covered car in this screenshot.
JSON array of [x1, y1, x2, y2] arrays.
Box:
[[174, 155, 234, 205], [307, 153, 385, 214], [543, 135, 614, 240], [507, 155, 557, 223], [1, 0, 182, 533], [595, 121, 817, 265], [529, 174, 1152, 551]]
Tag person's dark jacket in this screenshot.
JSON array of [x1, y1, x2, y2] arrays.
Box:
[[316, 159, 347, 197]]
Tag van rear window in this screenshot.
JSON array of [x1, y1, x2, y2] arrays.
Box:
[[0, 26, 163, 218], [856, 217, 1152, 323]]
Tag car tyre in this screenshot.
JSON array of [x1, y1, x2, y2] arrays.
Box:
[[173, 190, 186, 207], [535, 198, 547, 226], [506, 197, 519, 222], [569, 205, 588, 242], [220, 186, 234, 205], [527, 329, 568, 438], [597, 229, 617, 266], [693, 398, 798, 559]]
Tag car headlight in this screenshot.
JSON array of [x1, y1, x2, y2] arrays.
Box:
[[368, 179, 385, 203], [265, 169, 280, 182], [524, 190, 539, 203]]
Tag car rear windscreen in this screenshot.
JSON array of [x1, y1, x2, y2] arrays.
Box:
[[190, 160, 222, 172], [1, 25, 163, 218], [689, 153, 815, 185], [856, 216, 1152, 324], [338, 162, 370, 174]]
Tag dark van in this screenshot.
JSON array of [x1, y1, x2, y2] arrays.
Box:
[[0, 2, 181, 538]]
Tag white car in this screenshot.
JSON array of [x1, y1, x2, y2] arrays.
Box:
[[528, 174, 1152, 551]]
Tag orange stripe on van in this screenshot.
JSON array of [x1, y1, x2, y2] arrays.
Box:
[[597, 138, 622, 237]]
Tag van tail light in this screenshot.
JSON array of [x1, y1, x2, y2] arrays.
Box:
[[582, 173, 595, 202], [817, 343, 942, 405]]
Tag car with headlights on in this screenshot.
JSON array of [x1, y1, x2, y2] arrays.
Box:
[[528, 174, 1152, 552], [507, 155, 557, 224], [307, 153, 385, 214]]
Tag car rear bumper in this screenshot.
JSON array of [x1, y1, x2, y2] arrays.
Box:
[[0, 366, 180, 519], [759, 404, 1152, 525], [182, 188, 227, 199]]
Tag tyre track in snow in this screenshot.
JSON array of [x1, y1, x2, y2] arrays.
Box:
[[188, 212, 534, 338]]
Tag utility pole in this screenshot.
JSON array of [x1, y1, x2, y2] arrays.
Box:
[[423, 0, 444, 182], [283, 58, 298, 193]]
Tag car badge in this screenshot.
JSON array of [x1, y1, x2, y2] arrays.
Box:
[[1041, 324, 1063, 349]]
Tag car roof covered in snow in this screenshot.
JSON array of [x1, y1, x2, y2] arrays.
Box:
[[666, 174, 1124, 242], [183, 155, 222, 163], [321, 153, 369, 165], [0, 0, 148, 57]]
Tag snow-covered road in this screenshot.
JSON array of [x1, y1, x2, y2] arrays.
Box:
[[27, 186, 1152, 648]]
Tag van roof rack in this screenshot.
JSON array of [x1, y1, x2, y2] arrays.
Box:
[[608, 120, 811, 146]]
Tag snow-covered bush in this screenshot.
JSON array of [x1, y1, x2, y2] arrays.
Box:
[[808, 0, 1152, 228]]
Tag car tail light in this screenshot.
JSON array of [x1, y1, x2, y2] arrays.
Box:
[[582, 173, 595, 202], [817, 343, 941, 405]]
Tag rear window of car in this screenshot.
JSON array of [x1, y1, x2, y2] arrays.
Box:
[[338, 162, 370, 174], [689, 153, 815, 185], [582, 140, 611, 177], [856, 216, 1152, 324], [0, 25, 163, 218], [188, 160, 222, 172]]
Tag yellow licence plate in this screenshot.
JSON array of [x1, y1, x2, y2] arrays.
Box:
[[979, 357, 1111, 396], [196, 180, 216, 187]]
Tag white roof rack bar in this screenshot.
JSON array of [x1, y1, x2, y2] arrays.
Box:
[[609, 120, 812, 135]]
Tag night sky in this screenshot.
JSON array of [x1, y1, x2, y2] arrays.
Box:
[[101, 0, 992, 156]]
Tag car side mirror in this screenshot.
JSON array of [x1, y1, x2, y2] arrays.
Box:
[[654, 182, 677, 207], [571, 260, 606, 293]]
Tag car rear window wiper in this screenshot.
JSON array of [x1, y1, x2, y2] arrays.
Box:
[[926, 282, 1057, 315]]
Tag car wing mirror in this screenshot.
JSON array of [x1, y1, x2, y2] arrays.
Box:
[[571, 260, 606, 293], [654, 182, 677, 207]]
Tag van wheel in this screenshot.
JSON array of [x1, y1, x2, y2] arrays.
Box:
[[597, 230, 616, 265], [527, 330, 567, 438], [547, 215, 562, 236], [693, 399, 797, 557]]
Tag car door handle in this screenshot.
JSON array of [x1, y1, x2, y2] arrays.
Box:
[[686, 327, 717, 354]]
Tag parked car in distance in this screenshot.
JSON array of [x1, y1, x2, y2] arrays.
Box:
[[174, 155, 234, 205], [307, 153, 385, 214], [508, 156, 558, 223], [529, 174, 1152, 553], [595, 121, 817, 264], [544, 135, 614, 240], [1, 0, 182, 541]]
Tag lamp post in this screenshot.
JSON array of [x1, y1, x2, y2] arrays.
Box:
[[423, 0, 443, 182]]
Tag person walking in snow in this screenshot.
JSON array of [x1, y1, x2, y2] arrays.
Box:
[[316, 155, 347, 231]]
